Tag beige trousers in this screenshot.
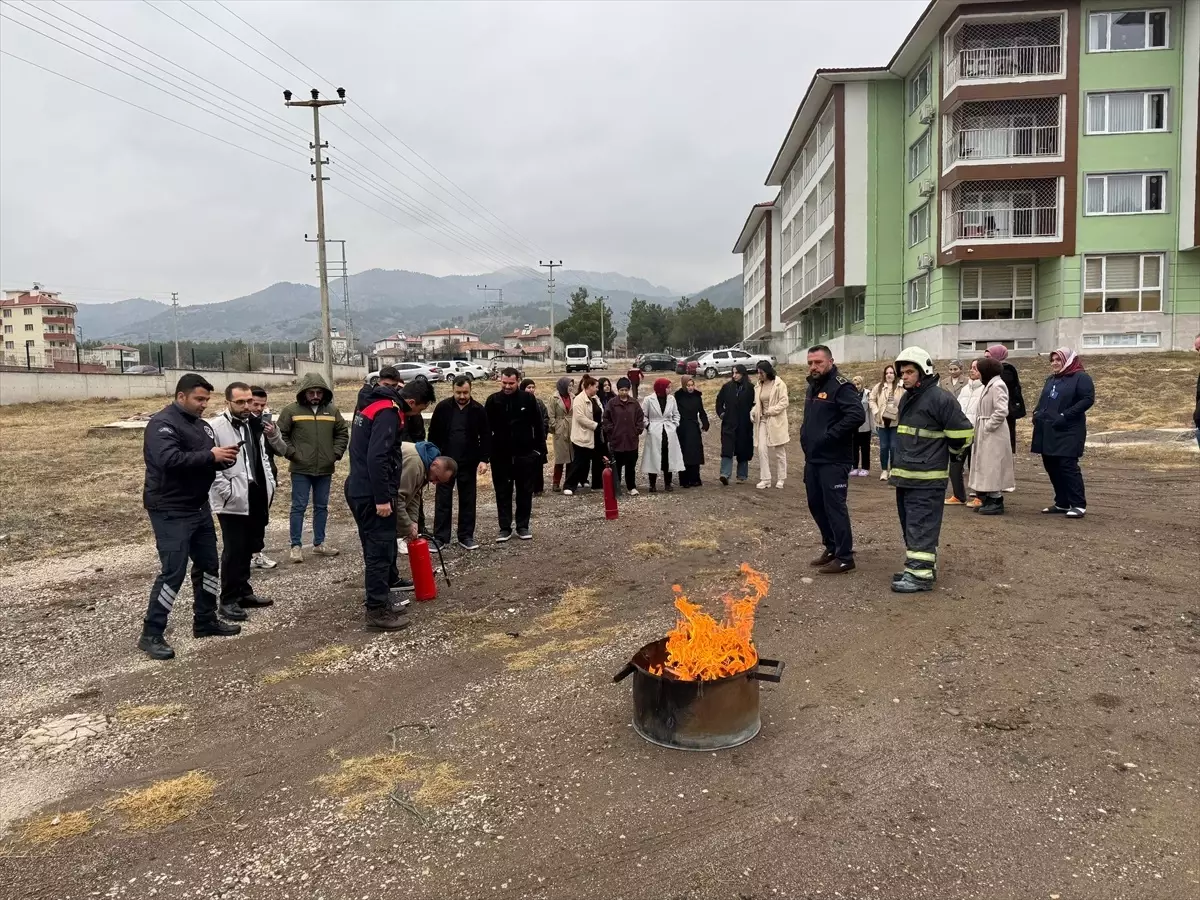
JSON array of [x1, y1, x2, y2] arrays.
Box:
[[757, 424, 788, 483]]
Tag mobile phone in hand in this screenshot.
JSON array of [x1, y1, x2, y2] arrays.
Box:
[[263, 411, 273, 424]]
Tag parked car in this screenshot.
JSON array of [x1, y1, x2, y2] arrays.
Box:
[[367, 361, 443, 385], [634, 352, 677, 372], [674, 352, 704, 375], [433, 359, 489, 382], [696, 348, 776, 379], [588, 356, 609, 371], [124, 365, 160, 375], [564, 344, 592, 373]]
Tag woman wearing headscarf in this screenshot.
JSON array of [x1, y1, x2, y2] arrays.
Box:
[[563, 375, 601, 496], [851, 375, 872, 476], [674, 375, 710, 487], [589, 377, 617, 489], [522, 378, 550, 495], [947, 359, 985, 507], [641, 377, 683, 492], [548, 377, 574, 492], [967, 357, 1015, 515], [943, 360, 969, 395], [715, 363, 755, 485], [750, 360, 789, 489], [869, 364, 903, 481], [1031, 347, 1094, 518], [984, 344, 1026, 453]]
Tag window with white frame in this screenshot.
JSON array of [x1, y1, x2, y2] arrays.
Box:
[[1088, 10, 1168, 51], [1084, 172, 1165, 214], [1086, 91, 1167, 134], [1083, 253, 1163, 312], [833, 300, 845, 331], [1081, 332, 1160, 348], [908, 274, 930, 313], [853, 293, 866, 323], [908, 204, 930, 246], [908, 60, 931, 114], [909, 131, 931, 181], [960, 265, 1035, 321]]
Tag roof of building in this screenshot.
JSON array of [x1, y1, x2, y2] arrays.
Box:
[[732, 199, 780, 254], [377, 332, 407, 342], [518, 345, 549, 355], [420, 328, 479, 338], [507, 326, 552, 338], [1, 290, 76, 311], [98, 343, 140, 351], [459, 340, 502, 351]]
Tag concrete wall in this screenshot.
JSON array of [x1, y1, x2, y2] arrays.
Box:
[[0, 361, 365, 406]]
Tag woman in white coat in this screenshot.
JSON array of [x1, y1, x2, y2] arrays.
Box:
[[968, 356, 1016, 515], [947, 360, 984, 506], [750, 360, 790, 489], [641, 377, 684, 492]]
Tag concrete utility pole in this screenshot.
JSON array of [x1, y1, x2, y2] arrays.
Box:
[[170, 292, 180, 369], [307, 235, 351, 363], [539, 260, 561, 370], [286, 87, 347, 388], [597, 295, 609, 360]]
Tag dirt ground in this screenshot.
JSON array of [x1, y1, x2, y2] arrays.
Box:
[[1, 361, 1198, 899]]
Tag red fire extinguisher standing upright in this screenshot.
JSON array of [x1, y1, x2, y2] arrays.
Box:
[[408, 538, 437, 601], [602, 458, 619, 520]]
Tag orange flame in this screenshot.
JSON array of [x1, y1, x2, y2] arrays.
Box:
[[649, 564, 769, 681]]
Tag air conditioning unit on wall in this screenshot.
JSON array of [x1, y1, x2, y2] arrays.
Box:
[[918, 180, 936, 197], [919, 104, 936, 124], [917, 253, 935, 270]]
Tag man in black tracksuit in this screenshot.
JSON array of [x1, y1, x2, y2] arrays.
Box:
[[889, 347, 975, 594], [138, 373, 242, 660], [484, 367, 546, 542], [799, 345, 866, 574], [345, 382, 409, 631], [429, 375, 491, 550]]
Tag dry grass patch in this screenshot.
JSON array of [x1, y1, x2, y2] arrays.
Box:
[[679, 538, 719, 551], [473, 632, 522, 651], [528, 585, 603, 635], [632, 541, 671, 558], [316, 753, 468, 814], [17, 809, 95, 845], [115, 703, 185, 724], [263, 644, 353, 683], [504, 627, 625, 671], [107, 770, 217, 831]]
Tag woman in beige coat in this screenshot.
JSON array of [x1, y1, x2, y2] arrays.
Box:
[[750, 360, 790, 489], [967, 356, 1015, 515], [549, 377, 574, 491]]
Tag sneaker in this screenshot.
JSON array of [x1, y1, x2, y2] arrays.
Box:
[[562, 489, 574, 496], [966, 497, 983, 509], [552, 484, 562, 493], [891, 572, 934, 594], [252, 552, 278, 569], [859, 470, 870, 477], [389, 579, 415, 593], [496, 530, 513, 543], [719, 475, 729, 486], [978, 497, 1004, 516], [365, 607, 411, 631], [665, 482, 673, 493], [429, 537, 447, 552], [289, 546, 304, 564], [736, 477, 748, 484], [756, 480, 770, 490], [944, 496, 964, 506], [879, 470, 889, 481], [238, 595, 274, 608], [775, 481, 785, 490], [193, 618, 241, 638], [1065, 507, 1086, 518], [1041, 505, 1068, 514], [218, 602, 248, 622], [629, 489, 640, 497], [457, 537, 480, 551], [817, 559, 855, 575], [810, 550, 836, 567], [516, 526, 533, 541], [312, 544, 339, 558], [137, 633, 175, 661], [398, 539, 409, 556], [849, 469, 861, 477]]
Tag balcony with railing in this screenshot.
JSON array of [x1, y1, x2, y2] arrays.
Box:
[[43, 331, 77, 343], [782, 107, 836, 222], [942, 178, 1060, 247], [42, 315, 75, 326], [943, 97, 1062, 169], [944, 16, 1064, 92]]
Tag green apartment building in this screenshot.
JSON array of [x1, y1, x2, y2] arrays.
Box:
[[736, 0, 1200, 362]]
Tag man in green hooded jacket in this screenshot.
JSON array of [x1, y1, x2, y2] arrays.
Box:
[[276, 372, 349, 562]]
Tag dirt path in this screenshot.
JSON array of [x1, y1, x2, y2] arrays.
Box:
[[1, 440, 1197, 900]]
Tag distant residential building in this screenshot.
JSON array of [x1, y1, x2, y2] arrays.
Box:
[[308, 327, 350, 362], [1, 284, 77, 366], [420, 327, 479, 352], [89, 343, 141, 371], [501, 325, 564, 355], [733, 199, 783, 352], [517, 344, 550, 362], [373, 331, 408, 352], [457, 340, 502, 361]]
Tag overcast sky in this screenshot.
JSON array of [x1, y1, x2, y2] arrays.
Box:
[[0, 0, 924, 305]]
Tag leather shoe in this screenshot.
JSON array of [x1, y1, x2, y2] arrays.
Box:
[[809, 550, 836, 567], [193, 618, 242, 638], [817, 559, 855, 575], [238, 595, 274, 608], [218, 602, 248, 621], [137, 633, 175, 660], [365, 607, 411, 631]]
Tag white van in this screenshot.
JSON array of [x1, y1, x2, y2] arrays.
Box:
[[564, 344, 591, 373]]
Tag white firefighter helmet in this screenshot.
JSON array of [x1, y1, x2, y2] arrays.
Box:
[[895, 346, 935, 377]]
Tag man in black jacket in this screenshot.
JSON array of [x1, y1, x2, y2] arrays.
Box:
[[345, 381, 409, 631], [355, 366, 401, 413], [138, 373, 241, 660], [799, 346, 866, 574], [429, 375, 491, 551], [484, 367, 546, 542]]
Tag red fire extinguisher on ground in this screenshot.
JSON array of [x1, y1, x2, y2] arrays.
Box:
[[602, 458, 618, 521], [408, 538, 437, 601]]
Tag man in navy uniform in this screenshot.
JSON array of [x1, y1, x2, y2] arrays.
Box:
[[138, 373, 242, 660]]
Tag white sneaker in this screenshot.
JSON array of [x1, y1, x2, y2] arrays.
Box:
[[252, 552, 278, 569], [562, 489, 574, 496], [756, 480, 770, 490], [397, 539, 409, 556], [879, 470, 889, 481], [628, 489, 640, 497], [775, 481, 785, 489]]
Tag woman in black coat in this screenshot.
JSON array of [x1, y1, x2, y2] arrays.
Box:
[[985, 344, 1026, 452], [1031, 347, 1095, 519], [714, 363, 755, 485], [674, 375, 710, 487]]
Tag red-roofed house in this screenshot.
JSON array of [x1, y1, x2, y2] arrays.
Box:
[[2, 284, 77, 367], [502, 324, 563, 356], [420, 327, 479, 352], [457, 340, 502, 361]]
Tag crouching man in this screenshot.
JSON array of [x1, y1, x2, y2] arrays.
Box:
[[395, 440, 457, 552]]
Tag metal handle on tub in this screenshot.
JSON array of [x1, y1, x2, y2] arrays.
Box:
[[747, 658, 784, 683], [612, 663, 636, 683]]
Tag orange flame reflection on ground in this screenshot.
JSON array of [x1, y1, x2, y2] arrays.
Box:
[[648, 564, 769, 681]]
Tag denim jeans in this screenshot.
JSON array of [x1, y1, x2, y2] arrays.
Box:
[[719, 456, 750, 480], [290, 473, 331, 547], [876, 426, 898, 471]]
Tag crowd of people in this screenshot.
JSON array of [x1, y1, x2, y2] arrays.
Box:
[[135, 334, 1200, 658]]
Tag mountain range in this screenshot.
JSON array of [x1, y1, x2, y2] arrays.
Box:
[[74, 269, 742, 346]]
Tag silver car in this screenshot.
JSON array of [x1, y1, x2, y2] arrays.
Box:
[[696, 348, 776, 379]]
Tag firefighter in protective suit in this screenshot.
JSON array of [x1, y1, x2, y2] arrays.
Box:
[[889, 346, 975, 593]]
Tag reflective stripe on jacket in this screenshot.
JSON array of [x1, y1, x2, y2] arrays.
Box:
[[889, 374, 975, 487]]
